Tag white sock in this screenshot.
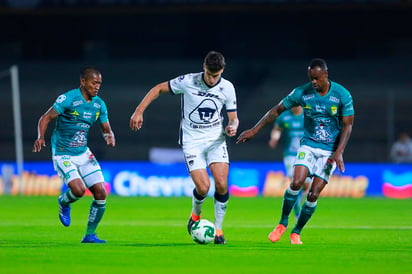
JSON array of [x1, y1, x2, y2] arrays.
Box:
[[214, 199, 228, 230], [192, 195, 205, 217]]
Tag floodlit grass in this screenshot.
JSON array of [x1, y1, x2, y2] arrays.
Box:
[[1, 195, 411, 273]]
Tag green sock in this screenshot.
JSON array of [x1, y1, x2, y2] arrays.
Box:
[[293, 189, 304, 217], [85, 200, 106, 235], [291, 201, 317, 235], [279, 187, 300, 227]]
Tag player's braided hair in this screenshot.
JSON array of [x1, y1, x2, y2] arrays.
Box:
[[204, 51, 226, 72]]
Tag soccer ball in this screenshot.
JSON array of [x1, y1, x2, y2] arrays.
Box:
[[190, 219, 216, 244]]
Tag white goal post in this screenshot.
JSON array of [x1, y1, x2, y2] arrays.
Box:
[[0, 65, 23, 192]]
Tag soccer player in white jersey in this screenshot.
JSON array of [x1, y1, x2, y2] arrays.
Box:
[[237, 58, 354, 244], [130, 51, 239, 244], [33, 67, 116, 243]]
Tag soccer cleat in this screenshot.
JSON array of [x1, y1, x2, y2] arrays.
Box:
[[187, 213, 200, 235], [81, 234, 106, 243], [268, 224, 287, 243], [290, 233, 303, 244], [214, 235, 226, 245], [58, 196, 71, 227], [187, 216, 196, 235]]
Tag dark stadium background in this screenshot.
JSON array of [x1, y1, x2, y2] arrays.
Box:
[[0, 0, 411, 163]]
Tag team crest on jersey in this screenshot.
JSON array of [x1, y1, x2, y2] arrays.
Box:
[[70, 130, 87, 146], [315, 123, 332, 141], [298, 152, 306, 159], [189, 99, 219, 124], [63, 161, 71, 167], [330, 106, 338, 115]]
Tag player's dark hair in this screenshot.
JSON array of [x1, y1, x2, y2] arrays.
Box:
[[204, 51, 226, 72], [308, 58, 328, 71], [80, 67, 101, 80]]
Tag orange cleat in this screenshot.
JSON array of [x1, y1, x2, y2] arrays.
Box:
[[268, 224, 287, 242], [290, 233, 303, 245]]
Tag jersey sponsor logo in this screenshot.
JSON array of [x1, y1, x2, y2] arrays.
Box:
[[70, 110, 80, 116], [221, 146, 228, 158], [83, 112, 92, 119], [189, 99, 219, 124], [185, 154, 196, 159], [56, 95, 66, 103], [303, 94, 314, 100], [77, 123, 90, 129], [315, 104, 326, 113], [329, 96, 340, 103], [72, 100, 83, 107], [93, 102, 101, 108], [195, 91, 219, 99], [190, 121, 221, 129]]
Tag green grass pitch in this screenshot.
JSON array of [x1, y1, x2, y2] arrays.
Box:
[[1, 195, 411, 273]]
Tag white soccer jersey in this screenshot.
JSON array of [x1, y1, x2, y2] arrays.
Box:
[[168, 72, 237, 145]]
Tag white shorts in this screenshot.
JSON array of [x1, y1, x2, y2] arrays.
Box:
[[182, 139, 229, 172], [294, 145, 336, 183], [52, 148, 104, 188], [283, 155, 296, 178]]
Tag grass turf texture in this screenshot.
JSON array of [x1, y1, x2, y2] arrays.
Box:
[[1, 196, 411, 273]]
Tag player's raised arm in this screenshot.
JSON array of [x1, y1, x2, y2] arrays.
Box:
[[130, 81, 170, 131], [236, 102, 286, 144], [32, 107, 58, 152]]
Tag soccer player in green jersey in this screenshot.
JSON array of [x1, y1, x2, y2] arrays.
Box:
[[268, 106, 312, 218], [33, 67, 116, 243], [237, 58, 354, 244]]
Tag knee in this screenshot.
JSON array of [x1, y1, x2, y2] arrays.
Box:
[[196, 185, 210, 196], [214, 181, 228, 194], [307, 190, 320, 202], [290, 174, 308, 190], [71, 185, 86, 197], [91, 183, 107, 200]]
